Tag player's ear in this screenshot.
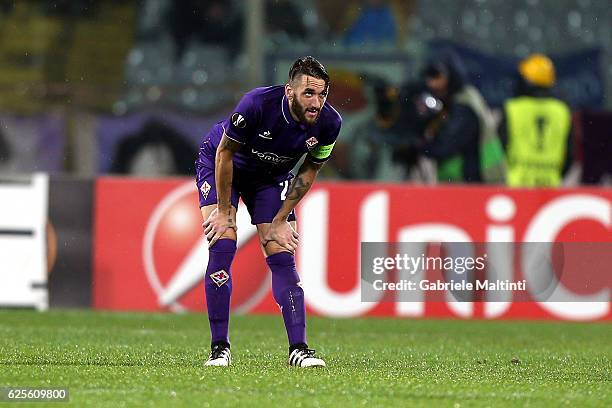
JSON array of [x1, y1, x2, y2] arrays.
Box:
[[285, 83, 293, 100]]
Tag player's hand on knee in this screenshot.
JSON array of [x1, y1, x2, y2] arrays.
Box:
[[265, 220, 299, 253], [202, 208, 236, 247]]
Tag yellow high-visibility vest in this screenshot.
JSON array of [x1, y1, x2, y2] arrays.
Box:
[[505, 96, 571, 187]]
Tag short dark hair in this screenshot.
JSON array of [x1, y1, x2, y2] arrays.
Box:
[[288, 56, 329, 87]]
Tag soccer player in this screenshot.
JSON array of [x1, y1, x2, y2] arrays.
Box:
[[195, 56, 341, 367]]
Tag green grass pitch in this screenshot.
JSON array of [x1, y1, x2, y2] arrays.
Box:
[[0, 310, 610, 407]]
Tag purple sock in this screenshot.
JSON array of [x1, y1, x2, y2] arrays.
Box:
[[266, 252, 307, 346], [205, 239, 236, 345]]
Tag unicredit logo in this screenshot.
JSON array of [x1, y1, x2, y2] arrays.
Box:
[[136, 182, 610, 321], [142, 181, 270, 312], [298, 190, 611, 320]]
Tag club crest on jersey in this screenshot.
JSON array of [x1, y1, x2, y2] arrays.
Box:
[[305, 136, 318, 149], [210, 270, 230, 287], [231, 112, 246, 128], [200, 181, 211, 200]]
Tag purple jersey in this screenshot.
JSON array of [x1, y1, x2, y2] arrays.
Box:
[[197, 86, 342, 182]]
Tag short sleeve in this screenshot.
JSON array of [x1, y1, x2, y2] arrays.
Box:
[[307, 112, 342, 164], [222, 93, 259, 144]]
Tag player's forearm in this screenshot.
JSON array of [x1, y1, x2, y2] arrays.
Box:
[[215, 148, 234, 213], [214, 134, 242, 213], [273, 159, 322, 222]]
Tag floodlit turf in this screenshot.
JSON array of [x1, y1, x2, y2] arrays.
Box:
[[0, 310, 610, 407]]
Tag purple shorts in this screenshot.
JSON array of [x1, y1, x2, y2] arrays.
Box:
[[195, 161, 296, 225]]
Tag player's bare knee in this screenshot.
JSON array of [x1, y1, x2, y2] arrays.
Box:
[[221, 229, 238, 241], [262, 241, 292, 257], [200, 204, 237, 222], [200, 204, 217, 221], [256, 222, 298, 256]]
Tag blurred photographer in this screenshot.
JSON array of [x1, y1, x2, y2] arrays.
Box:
[[389, 82, 442, 183], [345, 79, 418, 181], [417, 51, 505, 183]]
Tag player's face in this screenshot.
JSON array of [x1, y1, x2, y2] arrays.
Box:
[[286, 75, 328, 125]]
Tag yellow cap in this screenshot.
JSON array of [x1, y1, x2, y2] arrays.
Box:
[[518, 54, 556, 88]]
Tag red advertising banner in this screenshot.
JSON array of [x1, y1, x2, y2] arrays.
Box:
[[93, 178, 612, 321]]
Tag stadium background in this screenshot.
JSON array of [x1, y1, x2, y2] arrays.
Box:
[[0, 1, 611, 406]]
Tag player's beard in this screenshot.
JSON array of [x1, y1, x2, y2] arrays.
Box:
[[291, 97, 320, 125]]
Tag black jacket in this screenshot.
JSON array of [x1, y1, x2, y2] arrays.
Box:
[[422, 52, 482, 182]]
